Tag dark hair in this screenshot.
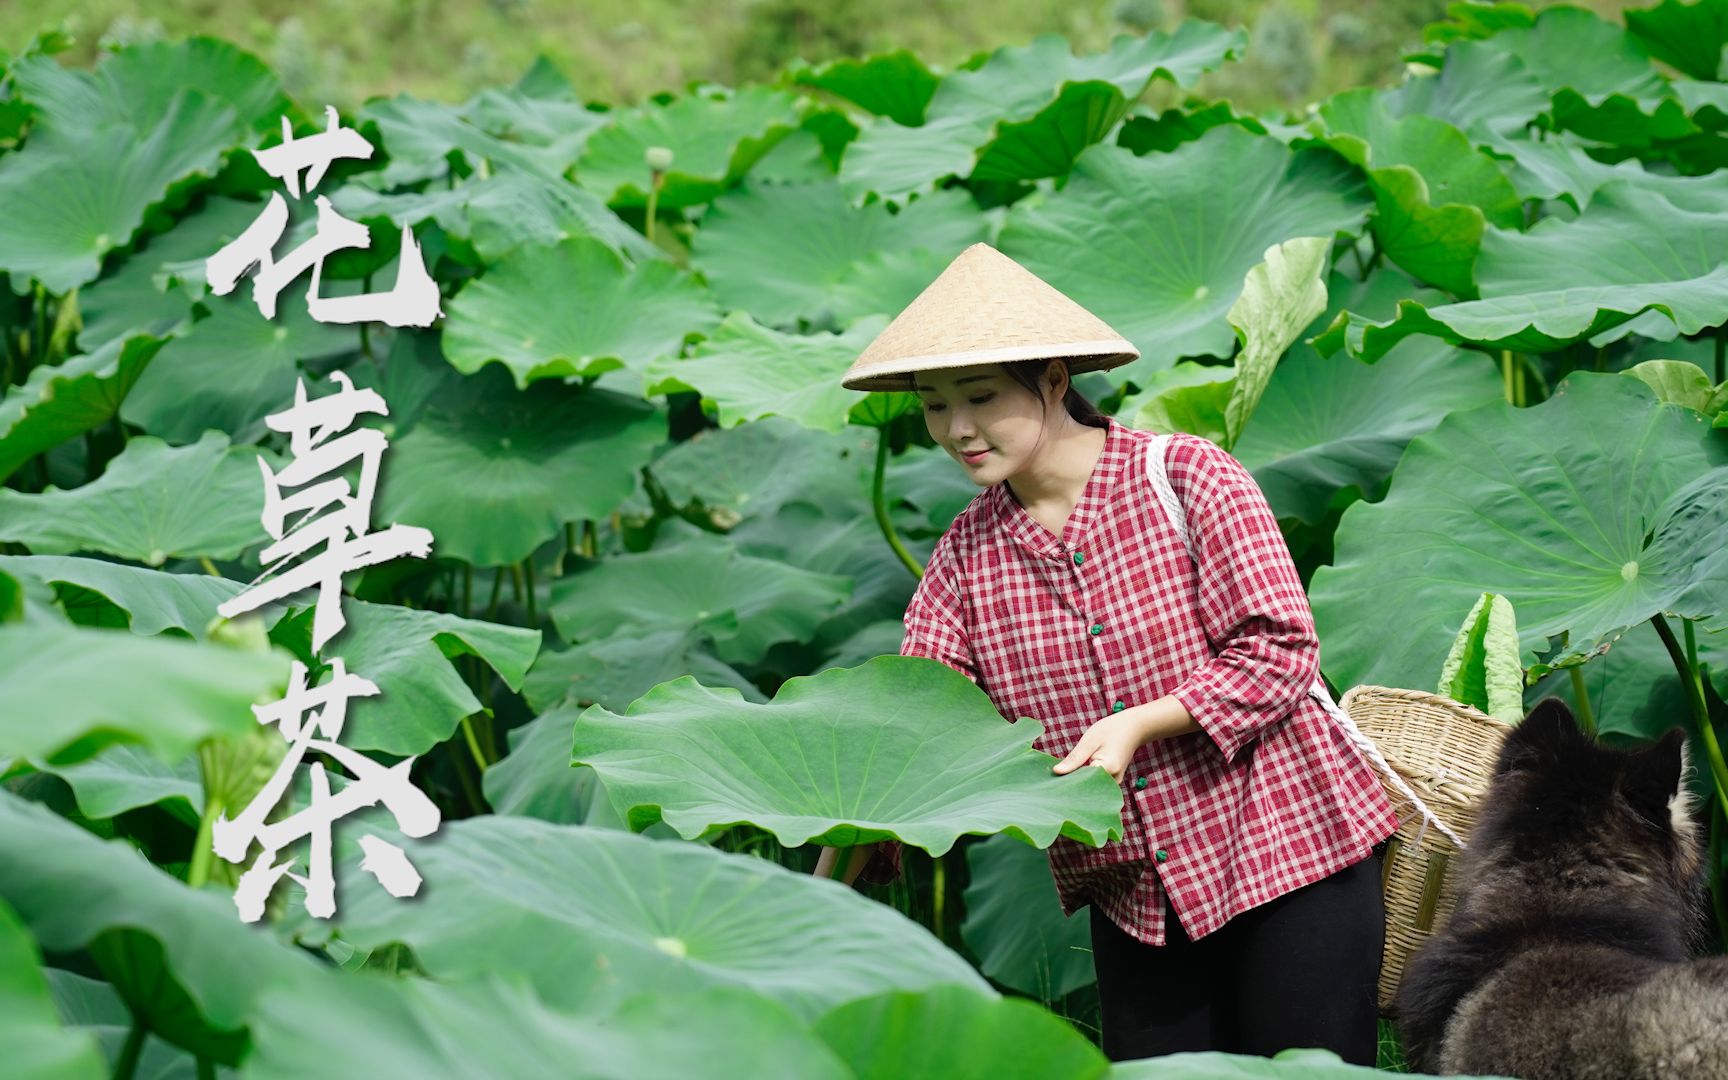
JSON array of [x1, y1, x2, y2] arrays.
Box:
[[999, 358, 1107, 427]]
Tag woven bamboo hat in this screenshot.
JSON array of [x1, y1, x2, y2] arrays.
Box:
[[840, 242, 1139, 392]]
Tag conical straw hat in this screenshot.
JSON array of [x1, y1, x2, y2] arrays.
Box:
[[840, 242, 1139, 392]]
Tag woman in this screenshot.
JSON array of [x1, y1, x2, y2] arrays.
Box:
[[821, 243, 1399, 1064]]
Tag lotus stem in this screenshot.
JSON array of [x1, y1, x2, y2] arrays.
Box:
[[186, 791, 223, 890], [359, 274, 373, 361], [199, 556, 221, 577], [461, 714, 490, 771], [523, 557, 537, 625], [933, 853, 947, 943], [1567, 666, 1595, 737], [486, 566, 505, 622], [32, 281, 46, 363], [1653, 613, 1728, 811], [872, 427, 924, 580], [114, 1016, 147, 1080]]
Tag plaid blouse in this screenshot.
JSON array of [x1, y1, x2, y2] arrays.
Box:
[[862, 414, 1399, 946]]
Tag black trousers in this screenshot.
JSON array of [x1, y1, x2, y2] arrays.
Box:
[[1088, 840, 1387, 1064]]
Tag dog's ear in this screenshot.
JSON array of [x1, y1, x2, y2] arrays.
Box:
[[1621, 726, 1689, 831], [1497, 696, 1581, 774]]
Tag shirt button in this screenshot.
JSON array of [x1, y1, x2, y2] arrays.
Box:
[[1155, 849, 1168, 862], [1073, 552, 1085, 565], [1089, 623, 1104, 635], [1111, 701, 1125, 712], [1134, 776, 1148, 790]]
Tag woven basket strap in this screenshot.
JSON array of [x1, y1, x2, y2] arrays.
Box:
[[1141, 433, 1469, 852]]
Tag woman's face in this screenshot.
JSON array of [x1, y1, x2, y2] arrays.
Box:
[[914, 362, 1060, 486]]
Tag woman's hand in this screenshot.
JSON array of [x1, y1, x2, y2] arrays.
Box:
[[1051, 711, 1153, 785], [812, 844, 874, 886]]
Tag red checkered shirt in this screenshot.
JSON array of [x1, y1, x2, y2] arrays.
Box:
[[863, 414, 1399, 945]]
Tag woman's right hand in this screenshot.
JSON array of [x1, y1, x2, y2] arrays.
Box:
[[812, 843, 876, 886]]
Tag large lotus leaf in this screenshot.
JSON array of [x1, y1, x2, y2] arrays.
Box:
[[0, 898, 106, 1080], [788, 50, 940, 126], [839, 23, 1245, 204], [1485, 132, 1653, 207], [1315, 88, 1521, 296], [0, 620, 290, 765], [265, 597, 539, 756], [359, 92, 597, 180], [643, 311, 896, 434], [523, 627, 766, 715], [547, 530, 852, 667], [999, 125, 1369, 378], [0, 40, 286, 294], [1233, 333, 1502, 525], [1226, 265, 1492, 520], [1489, 6, 1696, 146], [0, 333, 164, 484], [1121, 360, 1233, 444], [747, 128, 841, 184], [324, 813, 992, 1018], [441, 235, 720, 392], [24, 743, 202, 827], [0, 792, 322, 1038], [0, 431, 281, 566], [576, 86, 802, 209], [814, 984, 1104, 1077], [1309, 373, 1728, 694], [0, 555, 291, 639], [77, 197, 262, 354], [816, 620, 908, 674], [618, 415, 877, 528], [44, 970, 208, 1080], [727, 500, 921, 660], [482, 703, 605, 825], [332, 171, 659, 267], [1628, 0, 1728, 80], [247, 969, 848, 1080], [1322, 181, 1728, 362], [1109, 232, 1330, 450], [120, 278, 356, 446], [9, 37, 283, 139], [1529, 617, 1728, 748], [886, 441, 994, 534], [1624, 359, 1721, 413], [1120, 1049, 1422, 1076], [957, 834, 1093, 1001], [689, 182, 984, 328], [1218, 235, 1331, 446], [1385, 38, 1551, 143], [374, 367, 664, 567], [0, 95, 239, 295], [570, 654, 1125, 856]]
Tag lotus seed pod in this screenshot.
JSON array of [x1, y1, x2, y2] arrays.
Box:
[[645, 145, 674, 171]]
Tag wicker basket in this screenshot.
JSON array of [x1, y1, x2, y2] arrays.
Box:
[[1340, 685, 1513, 1013]]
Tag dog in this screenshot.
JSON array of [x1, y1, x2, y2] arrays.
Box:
[[1393, 695, 1726, 1079]]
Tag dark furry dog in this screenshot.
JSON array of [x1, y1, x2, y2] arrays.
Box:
[[1394, 695, 1724, 1079]]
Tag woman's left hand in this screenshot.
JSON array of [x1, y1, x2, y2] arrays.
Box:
[[1051, 711, 1151, 786]]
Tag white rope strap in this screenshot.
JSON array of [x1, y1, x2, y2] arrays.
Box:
[[1142, 434, 1468, 851]]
